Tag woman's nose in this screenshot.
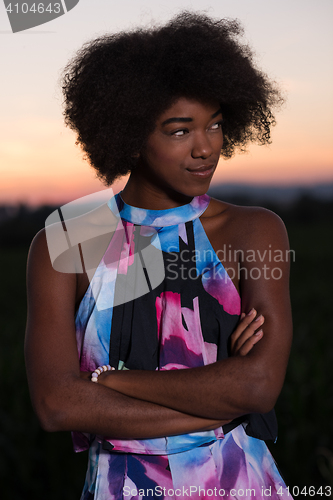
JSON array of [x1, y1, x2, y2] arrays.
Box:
[[191, 133, 213, 159]]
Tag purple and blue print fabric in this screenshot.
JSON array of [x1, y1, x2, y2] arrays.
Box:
[[74, 193, 291, 499]]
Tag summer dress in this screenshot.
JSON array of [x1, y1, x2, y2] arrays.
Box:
[[73, 193, 291, 499]]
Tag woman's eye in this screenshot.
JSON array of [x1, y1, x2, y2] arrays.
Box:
[[172, 129, 187, 137], [210, 121, 223, 130]]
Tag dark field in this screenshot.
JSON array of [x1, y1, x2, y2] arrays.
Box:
[[1, 199, 332, 499]]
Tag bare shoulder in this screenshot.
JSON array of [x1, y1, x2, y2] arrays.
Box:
[[205, 197, 289, 249], [29, 226, 47, 256], [28, 224, 77, 277], [28, 202, 120, 307], [206, 196, 285, 226], [27, 227, 77, 296], [231, 203, 289, 249], [28, 227, 54, 272], [30, 202, 118, 273]]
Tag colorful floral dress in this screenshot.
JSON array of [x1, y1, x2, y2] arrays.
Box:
[[73, 193, 291, 499]]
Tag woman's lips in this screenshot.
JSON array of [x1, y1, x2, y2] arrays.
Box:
[[186, 165, 215, 178]]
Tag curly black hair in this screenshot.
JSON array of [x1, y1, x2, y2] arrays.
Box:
[[62, 11, 283, 185]]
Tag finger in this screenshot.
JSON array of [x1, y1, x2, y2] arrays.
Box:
[[230, 309, 260, 348], [237, 329, 263, 356], [235, 315, 264, 346], [231, 314, 265, 353], [230, 309, 257, 346]]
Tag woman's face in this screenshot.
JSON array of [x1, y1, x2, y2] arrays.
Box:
[[133, 97, 223, 203]]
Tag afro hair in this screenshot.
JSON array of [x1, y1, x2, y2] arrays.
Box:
[[62, 11, 283, 185]]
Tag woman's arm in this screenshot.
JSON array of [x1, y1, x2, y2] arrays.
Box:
[[25, 229, 230, 437], [91, 208, 293, 420]]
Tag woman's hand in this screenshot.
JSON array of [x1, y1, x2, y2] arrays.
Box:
[[230, 309, 264, 356], [82, 308, 266, 422]]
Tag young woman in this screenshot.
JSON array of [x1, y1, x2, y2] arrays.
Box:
[[25, 12, 293, 499]]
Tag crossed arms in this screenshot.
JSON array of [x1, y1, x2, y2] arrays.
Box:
[[25, 207, 292, 439]]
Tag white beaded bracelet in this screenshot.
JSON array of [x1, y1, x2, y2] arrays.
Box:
[[91, 364, 115, 383]]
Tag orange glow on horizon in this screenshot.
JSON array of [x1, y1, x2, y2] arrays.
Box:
[[0, 116, 332, 206]]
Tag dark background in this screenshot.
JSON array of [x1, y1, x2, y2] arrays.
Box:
[[1, 184, 333, 499]]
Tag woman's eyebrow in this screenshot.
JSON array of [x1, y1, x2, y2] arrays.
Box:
[[161, 108, 222, 126], [161, 116, 192, 125], [211, 108, 223, 119]]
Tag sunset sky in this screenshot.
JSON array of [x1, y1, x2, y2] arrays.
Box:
[[1, 0, 332, 206]]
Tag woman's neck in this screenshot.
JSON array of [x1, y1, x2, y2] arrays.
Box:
[[121, 172, 193, 210]]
